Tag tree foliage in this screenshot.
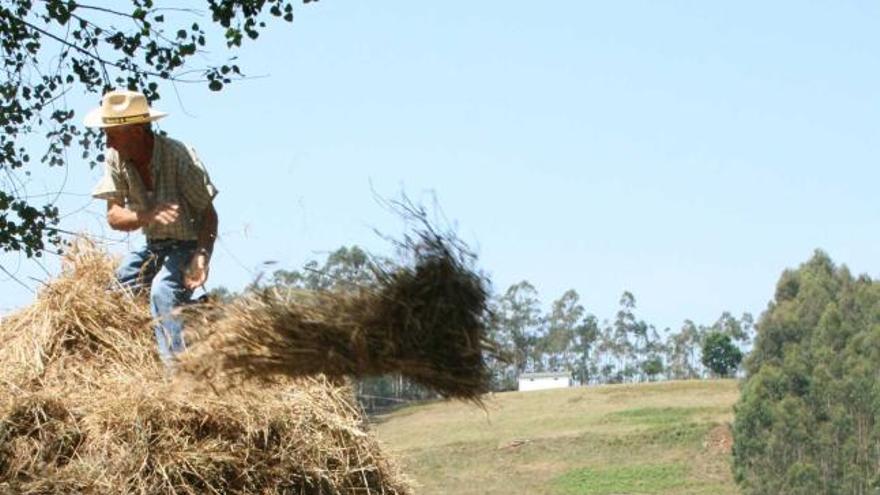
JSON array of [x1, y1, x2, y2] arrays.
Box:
[[543, 289, 584, 370], [666, 319, 702, 379], [733, 250, 880, 494], [700, 331, 742, 377], [0, 0, 314, 257], [487, 282, 753, 388], [495, 280, 542, 375], [269, 245, 379, 291]]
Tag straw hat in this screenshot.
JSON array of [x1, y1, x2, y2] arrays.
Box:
[[83, 89, 168, 128]]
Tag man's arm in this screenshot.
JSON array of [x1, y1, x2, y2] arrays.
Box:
[[185, 203, 218, 290], [196, 203, 218, 254], [106, 199, 180, 231]]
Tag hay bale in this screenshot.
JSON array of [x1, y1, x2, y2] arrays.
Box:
[[0, 244, 155, 389], [180, 219, 502, 403], [0, 241, 409, 494], [0, 395, 84, 483]]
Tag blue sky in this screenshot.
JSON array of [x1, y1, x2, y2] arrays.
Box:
[[2, 1, 879, 332]]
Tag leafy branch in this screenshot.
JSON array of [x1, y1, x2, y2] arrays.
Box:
[[0, 0, 315, 259]]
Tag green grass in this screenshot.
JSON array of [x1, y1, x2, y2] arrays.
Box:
[[371, 379, 740, 495], [553, 463, 688, 494], [603, 406, 707, 425]]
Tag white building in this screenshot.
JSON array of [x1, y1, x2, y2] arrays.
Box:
[[517, 371, 571, 392]]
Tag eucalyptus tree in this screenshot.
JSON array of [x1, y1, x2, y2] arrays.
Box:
[[595, 321, 617, 384], [574, 313, 600, 385], [711, 311, 754, 345], [734, 250, 880, 494], [543, 289, 584, 371], [613, 291, 637, 380], [270, 245, 377, 291], [665, 319, 702, 380], [496, 280, 543, 373]]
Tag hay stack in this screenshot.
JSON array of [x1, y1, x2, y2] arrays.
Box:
[[180, 222, 501, 403], [0, 242, 409, 494]]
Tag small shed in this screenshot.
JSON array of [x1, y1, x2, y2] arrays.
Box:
[[517, 371, 571, 392]]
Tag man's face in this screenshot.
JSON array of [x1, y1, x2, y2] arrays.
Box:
[[104, 124, 147, 160]]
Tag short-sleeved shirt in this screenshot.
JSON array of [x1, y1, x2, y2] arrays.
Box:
[[92, 134, 218, 241]]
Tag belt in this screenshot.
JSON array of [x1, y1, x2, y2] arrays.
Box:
[[146, 238, 197, 251]]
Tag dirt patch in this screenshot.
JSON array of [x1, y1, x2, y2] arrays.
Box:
[[704, 424, 733, 455]]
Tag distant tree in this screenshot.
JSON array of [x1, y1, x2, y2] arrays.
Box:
[[612, 291, 637, 381], [733, 250, 880, 494], [573, 314, 600, 385], [740, 312, 755, 343], [496, 281, 542, 374], [639, 324, 665, 382], [0, 0, 314, 258], [621, 364, 638, 383], [270, 246, 378, 291], [630, 320, 649, 378], [543, 289, 584, 371], [612, 291, 657, 382], [710, 311, 755, 346], [700, 332, 742, 378], [486, 296, 517, 391], [594, 319, 619, 384], [641, 356, 664, 382], [599, 363, 617, 384], [665, 320, 703, 380]]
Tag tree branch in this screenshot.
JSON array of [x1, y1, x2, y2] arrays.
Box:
[[2, 9, 201, 84], [0, 261, 35, 293], [1, 10, 145, 75], [67, 3, 134, 19]]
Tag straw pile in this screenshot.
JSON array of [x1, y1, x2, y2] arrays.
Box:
[[180, 218, 500, 403], [0, 242, 410, 494]]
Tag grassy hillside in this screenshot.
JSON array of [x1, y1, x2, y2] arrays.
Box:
[[371, 379, 740, 495]]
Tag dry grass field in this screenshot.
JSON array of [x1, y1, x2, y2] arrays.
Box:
[[372, 379, 741, 494]]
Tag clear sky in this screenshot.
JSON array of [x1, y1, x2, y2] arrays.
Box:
[[1, 1, 879, 333]]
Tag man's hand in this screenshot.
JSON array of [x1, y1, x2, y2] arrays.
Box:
[[107, 200, 180, 232], [184, 251, 210, 290], [148, 202, 180, 226]]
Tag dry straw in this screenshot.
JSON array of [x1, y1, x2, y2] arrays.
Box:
[[180, 207, 503, 404], [0, 241, 409, 494]]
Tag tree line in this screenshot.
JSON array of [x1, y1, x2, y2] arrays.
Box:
[[489, 281, 749, 390]]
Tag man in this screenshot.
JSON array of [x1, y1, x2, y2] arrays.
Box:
[[86, 89, 219, 366]]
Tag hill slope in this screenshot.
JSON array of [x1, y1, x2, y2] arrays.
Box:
[[372, 380, 740, 495]]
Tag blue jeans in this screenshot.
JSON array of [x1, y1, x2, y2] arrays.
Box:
[[116, 240, 196, 366]]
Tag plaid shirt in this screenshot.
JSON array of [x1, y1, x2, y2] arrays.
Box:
[[92, 134, 218, 241]]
